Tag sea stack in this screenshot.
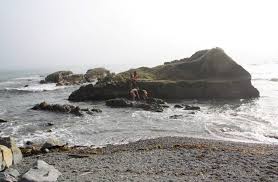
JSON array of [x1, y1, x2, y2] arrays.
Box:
[[69, 48, 259, 101]]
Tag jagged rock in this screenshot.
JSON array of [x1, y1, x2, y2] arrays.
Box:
[[20, 160, 61, 182], [174, 105, 183, 108], [41, 138, 64, 150], [183, 105, 201, 110], [85, 68, 110, 82], [69, 48, 259, 101], [0, 145, 13, 169], [0, 119, 8, 123], [32, 102, 83, 116]]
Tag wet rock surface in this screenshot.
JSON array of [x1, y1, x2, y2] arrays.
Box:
[[105, 98, 168, 112], [14, 137, 278, 182], [32, 102, 83, 116]]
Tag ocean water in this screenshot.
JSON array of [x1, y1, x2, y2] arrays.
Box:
[[0, 61, 277, 147]]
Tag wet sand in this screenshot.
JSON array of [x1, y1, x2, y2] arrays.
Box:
[[15, 137, 278, 182]]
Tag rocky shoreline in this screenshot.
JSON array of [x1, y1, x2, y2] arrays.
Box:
[[12, 137, 278, 181]]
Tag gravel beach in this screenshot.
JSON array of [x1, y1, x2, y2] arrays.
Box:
[[15, 137, 278, 182]]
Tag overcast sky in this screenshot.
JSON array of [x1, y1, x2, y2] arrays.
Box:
[[0, 0, 277, 71]]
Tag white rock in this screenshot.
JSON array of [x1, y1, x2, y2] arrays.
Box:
[[0, 145, 13, 169], [20, 160, 62, 182]]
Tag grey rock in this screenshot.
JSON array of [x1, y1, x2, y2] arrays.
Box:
[[20, 160, 61, 182], [41, 138, 64, 150], [0, 168, 20, 182]]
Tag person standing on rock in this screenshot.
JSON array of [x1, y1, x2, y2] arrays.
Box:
[[129, 71, 140, 100], [130, 71, 139, 89]]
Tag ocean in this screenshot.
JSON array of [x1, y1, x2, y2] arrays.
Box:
[[0, 61, 277, 147]]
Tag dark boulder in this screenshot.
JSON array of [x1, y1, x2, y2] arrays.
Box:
[[0, 119, 8, 123], [105, 98, 167, 112], [183, 105, 201, 110], [106, 98, 132, 107], [174, 105, 183, 108], [32, 102, 83, 116], [91, 108, 102, 113], [169, 114, 183, 119]]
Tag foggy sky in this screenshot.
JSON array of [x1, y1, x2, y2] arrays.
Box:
[[0, 0, 278, 71]]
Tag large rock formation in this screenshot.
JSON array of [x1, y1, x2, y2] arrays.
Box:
[[69, 48, 259, 101], [45, 71, 73, 83], [85, 68, 110, 82], [41, 71, 87, 86]]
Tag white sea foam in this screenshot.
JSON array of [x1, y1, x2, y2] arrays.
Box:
[[5, 83, 65, 92]]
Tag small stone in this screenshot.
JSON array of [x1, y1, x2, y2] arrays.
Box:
[[26, 141, 33, 146], [169, 114, 183, 119], [47, 123, 54, 126]]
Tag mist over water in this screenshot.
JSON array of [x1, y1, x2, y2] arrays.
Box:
[[0, 59, 277, 147]]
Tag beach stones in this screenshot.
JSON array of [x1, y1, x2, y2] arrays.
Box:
[[20, 160, 61, 182]]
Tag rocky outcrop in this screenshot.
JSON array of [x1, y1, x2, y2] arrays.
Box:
[[41, 71, 87, 86], [69, 48, 259, 101], [105, 98, 167, 112], [85, 68, 110, 82], [32, 102, 83, 116], [45, 71, 73, 83]]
